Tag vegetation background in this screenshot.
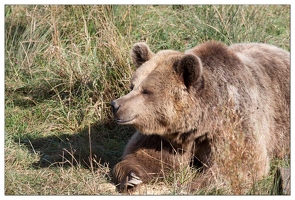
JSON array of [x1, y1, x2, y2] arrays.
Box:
[[5, 5, 290, 195]]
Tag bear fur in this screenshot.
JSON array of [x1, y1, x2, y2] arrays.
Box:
[[111, 41, 290, 193]]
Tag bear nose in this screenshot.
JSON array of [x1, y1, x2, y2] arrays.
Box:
[[111, 100, 120, 114]]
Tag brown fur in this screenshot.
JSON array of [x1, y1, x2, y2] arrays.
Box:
[[111, 41, 290, 193]]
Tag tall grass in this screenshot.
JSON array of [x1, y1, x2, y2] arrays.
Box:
[[5, 5, 290, 195]]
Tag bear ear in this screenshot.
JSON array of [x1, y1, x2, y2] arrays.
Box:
[[174, 53, 203, 89], [131, 42, 155, 68]]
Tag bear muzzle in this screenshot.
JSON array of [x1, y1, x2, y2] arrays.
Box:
[[111, 100, 137, 124]]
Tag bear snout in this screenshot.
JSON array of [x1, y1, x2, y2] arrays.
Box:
[[111, 99, 138, 124], [111, 100, 120, 114]]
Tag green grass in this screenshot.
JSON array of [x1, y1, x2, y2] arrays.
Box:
[[5, 5, 290, 195]]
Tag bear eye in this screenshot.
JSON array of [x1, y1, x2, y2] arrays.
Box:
[[142, 89, 152, 95]]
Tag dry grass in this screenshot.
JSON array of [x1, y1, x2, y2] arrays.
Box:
[[5, 5, 290, 195]]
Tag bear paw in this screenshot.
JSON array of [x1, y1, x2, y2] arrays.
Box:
[[119, 172, 143, 192]]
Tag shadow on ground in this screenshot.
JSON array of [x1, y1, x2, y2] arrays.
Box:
[[18, 121, 135, 170]]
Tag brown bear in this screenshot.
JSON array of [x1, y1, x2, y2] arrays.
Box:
[[111, 41, 290, 193]]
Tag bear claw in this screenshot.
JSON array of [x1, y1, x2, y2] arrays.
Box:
[[120, 172, 143, 192], [126, 172, 143, 186]]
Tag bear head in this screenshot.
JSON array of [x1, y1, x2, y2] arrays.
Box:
[[111, 42, 204, 136]]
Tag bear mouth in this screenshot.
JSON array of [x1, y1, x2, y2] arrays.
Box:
[[115, 116, 136, 124]]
